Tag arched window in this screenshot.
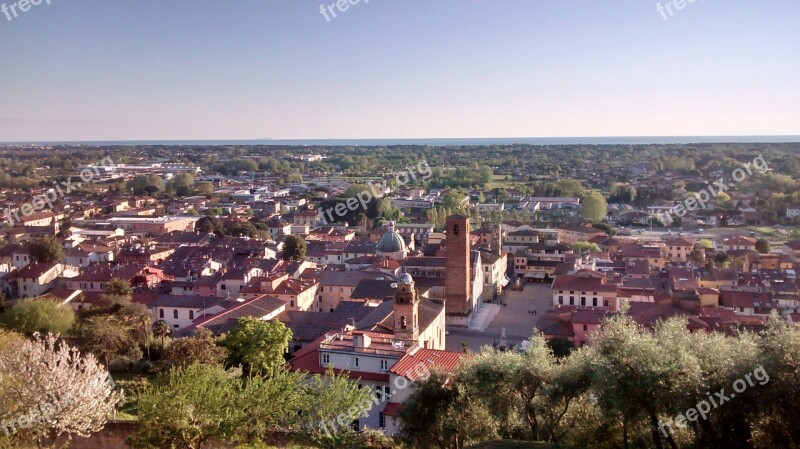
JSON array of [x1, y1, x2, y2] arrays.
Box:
[[453, 225, 459, 235]]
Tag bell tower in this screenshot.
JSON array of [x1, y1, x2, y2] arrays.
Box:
[[393, 273, 419, 343], [445, 214, 472, 318]]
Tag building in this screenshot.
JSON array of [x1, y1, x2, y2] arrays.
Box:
[[663, 236, 696, 262], [551, 270, 619, 310], [288, 274, 447, 431], [445, 215, 472, 324]]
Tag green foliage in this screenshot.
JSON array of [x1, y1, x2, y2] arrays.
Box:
[[28, 235, 64, 263], [166, 172, 196, 196], [0, 298, 75, 334], [283, 235, 307, 261], [197, 215, 225, 235], [223, 318, 292, 376], [161, 328, 227, 371], [300, 368, 374, 447], [400, 368, 499, 449], [580, 191, 608, 223], [225, 221, 258, 238], [572, 242, 601, 253], [131, 364, 242, 449], [105, 278, 133, 298], [129, 175, 165, 196], [77, 314, 143, 368], [755, 238, 770, 254]]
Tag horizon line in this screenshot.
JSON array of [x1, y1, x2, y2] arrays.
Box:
[[2, 134, 800, 147]]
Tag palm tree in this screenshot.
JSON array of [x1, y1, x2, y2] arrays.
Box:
[[151, 320, 170, 350]]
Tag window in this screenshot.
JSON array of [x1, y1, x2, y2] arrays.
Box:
[[173, 309, 178, 319], [221, 284, 226, 290], [159, 309, 164, 318], [583, 325, 588, 331], [380, 360, 389, 371], [290, 301, 294, 308], [593, 298, 598, 307], [379, 413, 386, 428], [353, 357, 359, 368], [189, 310, 194, 320], [322, 354, 330, 365]]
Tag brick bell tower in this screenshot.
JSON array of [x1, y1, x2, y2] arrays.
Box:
[[445, 214, 472, 319], [393, 273, 419, 343]]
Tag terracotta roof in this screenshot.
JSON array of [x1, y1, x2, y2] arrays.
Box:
[[389, 348, 468, 381]]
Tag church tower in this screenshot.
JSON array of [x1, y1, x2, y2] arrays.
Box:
[[445, 214, 472, 318], [393, 273, 419, 343]]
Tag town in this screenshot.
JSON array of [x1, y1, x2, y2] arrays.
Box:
[[0, 143, 799, 448]]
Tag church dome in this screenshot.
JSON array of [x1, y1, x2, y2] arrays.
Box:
[[377, 229, 406, 254], [399, 273, 414, 285]]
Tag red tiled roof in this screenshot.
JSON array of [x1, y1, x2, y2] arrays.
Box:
[[389, 348, 467, 381]]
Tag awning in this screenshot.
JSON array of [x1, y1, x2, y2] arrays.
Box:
[[525, 272, 546, 279], [500, 276, 510, 287]]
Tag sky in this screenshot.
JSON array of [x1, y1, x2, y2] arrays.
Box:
[[0, 0, 799, 141]]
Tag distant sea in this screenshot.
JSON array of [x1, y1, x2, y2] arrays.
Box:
[[3, 136, 800, 147]]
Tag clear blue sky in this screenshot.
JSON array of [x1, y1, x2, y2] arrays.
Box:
[[0, 0, 798, 141]]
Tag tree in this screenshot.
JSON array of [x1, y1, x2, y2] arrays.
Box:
[[197, 216, 224, 235], [580, 191, 608, 223], [399, 368, 497, 449], [28, 235, 64, 263], [0, 333, 121, 448], [195, 181, 215, 195], [161, 328, 226, 371], [0, 298, 75, 334], [77, 314, 142, 368], [300, 368, 374, 447], [573, 242, 601, 253], [166, 172, 196, 197], [223, 318, 292, 376], [132, 364, 241, 449], [225, 221, 257, 238], [755, 238, 770, 254], [104, 278, 133, 298], [282, 235, 307, 261], [546, 337, 574, 359], [151, 319, 171, 350]]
